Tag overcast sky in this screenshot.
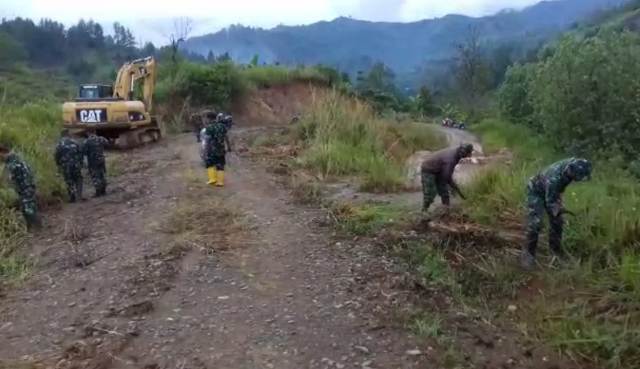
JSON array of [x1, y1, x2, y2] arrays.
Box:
[[0, 0, 543, 44]]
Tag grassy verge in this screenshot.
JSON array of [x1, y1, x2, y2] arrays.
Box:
[[463, 118, 640, 368], [329, 202, 411, 236], [240, 65, 333, 89], [295, 90, 446, 192], [0, 104, 64, 283]]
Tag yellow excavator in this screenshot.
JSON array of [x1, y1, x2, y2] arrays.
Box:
[[62, 56, 162, 148]]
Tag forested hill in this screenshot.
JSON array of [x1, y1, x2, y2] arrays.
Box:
[[183, 0, 628, 78]]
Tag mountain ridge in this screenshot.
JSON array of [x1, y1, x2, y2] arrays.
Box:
[[183, 0, 629, 86]]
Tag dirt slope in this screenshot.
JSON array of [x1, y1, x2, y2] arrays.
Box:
[[232, 82, 323, 127]]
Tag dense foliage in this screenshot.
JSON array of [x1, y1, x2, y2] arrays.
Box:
[[0, 18, 141, 73], [499, 30, 640, 172]]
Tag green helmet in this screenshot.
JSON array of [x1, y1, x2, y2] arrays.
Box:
[[569, 158, 592, 181]]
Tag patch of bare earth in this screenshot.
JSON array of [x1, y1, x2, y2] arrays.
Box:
[[242, 126, 585, 369]]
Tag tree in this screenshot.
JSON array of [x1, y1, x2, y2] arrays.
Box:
[[113, 22, 135, 49], [0, 31, 26, 67], [357, 62, 396, 93], [167, 17, 192, 66], [498, 63, 536, 128], [142, 42, 156, 57], [206, 50, 216, 63], [415, 86, 437, 116], [68, 19, 104, 50], [112, 22, 137, 63], [455, 26, 491, 114], [356, 62, 399, 112], [250, 54, 259, 67], [217, 52, 231, 63]]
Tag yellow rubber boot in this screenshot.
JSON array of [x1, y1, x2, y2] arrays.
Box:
[[207, 167, 217, 185], [215, 171, 225, 187]]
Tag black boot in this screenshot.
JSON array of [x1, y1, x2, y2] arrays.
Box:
[[24, 213, 42, 231], [521, 232, 538, 270]]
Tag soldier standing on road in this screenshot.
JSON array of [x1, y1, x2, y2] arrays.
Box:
[[521, 158, 592, 269], [420, 143, 474, 212], [0, 145, 41, 230], [55, 130, 84, 203], [83, 129, 109, 197], [204, 112, 232, 187]]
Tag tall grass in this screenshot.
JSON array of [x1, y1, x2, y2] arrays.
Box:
[[296, 90, 445, 192], [240, 66, 331, 88], [0, 104, 63, 282], [466, 118, 640, 262], [466, 118, 640, 368]]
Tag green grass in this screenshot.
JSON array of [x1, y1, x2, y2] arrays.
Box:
[[330, 203, 410, 236], [411, 311, 444, 339], [0, 65, 73, 105], [240, 65, 331, 89], [464, 118, 640, 368], [0, 103, 64, 283], [296, 90, 446, 192]]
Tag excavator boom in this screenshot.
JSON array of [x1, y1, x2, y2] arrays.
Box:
[[113, 56, 156, 111]]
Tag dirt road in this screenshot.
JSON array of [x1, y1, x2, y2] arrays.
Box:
[[0, 133, 428, 368]]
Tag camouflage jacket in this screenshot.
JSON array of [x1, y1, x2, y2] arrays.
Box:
[[530, 158, 575, 208], [204, 121, 228, 156], [83, 134, 109, 167], [55, 137, 83, 170], [4, 153, 36, 198]]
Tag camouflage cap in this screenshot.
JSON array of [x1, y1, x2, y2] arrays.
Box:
[[569, 158, 592, 181]]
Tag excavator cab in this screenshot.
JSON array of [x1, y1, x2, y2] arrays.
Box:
[[77, 84, 114, 100]]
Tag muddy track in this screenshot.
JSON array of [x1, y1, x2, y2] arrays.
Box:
[[0, 133, 427, 368]]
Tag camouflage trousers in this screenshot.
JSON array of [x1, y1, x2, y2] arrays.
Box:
[[89, 161, 107, 196], [525, 177, 563, 256], [206, 152, 226, 171], [421, 171, 449, 211], [18, 189, 40, 229], [62, 165, 83, 202]]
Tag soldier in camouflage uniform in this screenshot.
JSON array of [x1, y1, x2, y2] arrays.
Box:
[[55, 130, 84, 203], [204, 112, 232, 187], [0, 145, 41, 230], [420, 143, 474, 211], [521, 158, 592, 269], [83, 129, 109, 197]]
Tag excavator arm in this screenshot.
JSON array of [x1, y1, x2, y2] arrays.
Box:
[[113, 57, 157, 111]]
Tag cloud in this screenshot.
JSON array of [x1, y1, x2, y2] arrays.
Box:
[[0, 0, 544, 44], [400, 0, 539, 19]]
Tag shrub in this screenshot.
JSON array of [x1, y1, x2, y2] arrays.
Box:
[[499, 31, 640, 168]]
